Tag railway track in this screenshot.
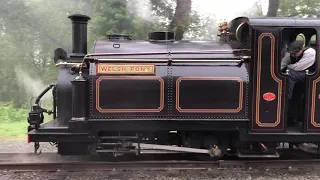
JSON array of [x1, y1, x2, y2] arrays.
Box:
[[0, 152, 320, 172], [2, 159, 320, 172], [1, 152, 320, 180]]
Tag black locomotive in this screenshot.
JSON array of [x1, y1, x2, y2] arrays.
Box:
[[27, 14, 320, 160]]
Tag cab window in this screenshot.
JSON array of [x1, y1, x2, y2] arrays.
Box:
[[280, 28, 317, 75]]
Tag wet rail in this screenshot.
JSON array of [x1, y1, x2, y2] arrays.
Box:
[[1, 158, 320, 172], [0, 152, 320, 172], [1, 152, 320, 180]]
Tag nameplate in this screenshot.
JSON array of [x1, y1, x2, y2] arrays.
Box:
[[97, 64, 155, 75]]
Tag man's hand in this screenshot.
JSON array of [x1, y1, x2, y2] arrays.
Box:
[[281, 67, 287, 73]]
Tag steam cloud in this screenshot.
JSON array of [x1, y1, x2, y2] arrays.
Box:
[[14, 66, 52, 107], [127, 0, 155, 22]]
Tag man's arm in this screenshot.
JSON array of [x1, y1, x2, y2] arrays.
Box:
[[281, 53, 290, 71], [287, 48, 316, 71]]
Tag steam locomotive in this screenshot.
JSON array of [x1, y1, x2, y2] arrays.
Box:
[[27, 14, 320, 160]]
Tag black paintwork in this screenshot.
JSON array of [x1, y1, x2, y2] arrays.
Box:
[[71, 76, 88, 120], [250, 28, 288, 133], [90, 66, 168, 118], [92, 39, 237, 54], [304, 30, 320, 132], [171, 62, 248, 119], [89, 39, 248, 59], [27, 14, 320, 151], [56, 67, 78, 126], [88, 61, 248, 120], [68, 14, 91, 56]]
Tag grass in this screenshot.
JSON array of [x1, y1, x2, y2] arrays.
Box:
[[0, 102, 51, 141], [0, 122, 28, 140]]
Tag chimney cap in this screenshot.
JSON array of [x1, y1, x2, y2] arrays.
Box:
[[68, 14, 91, 22]]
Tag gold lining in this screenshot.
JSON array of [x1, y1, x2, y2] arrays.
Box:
[[308, 35, 320, 128], [96, 64, 155, 75], [95, 76, 164, 113], [311, 78, 320, 127], [176, 77, 243, 113], [255, 33, 282, 127]]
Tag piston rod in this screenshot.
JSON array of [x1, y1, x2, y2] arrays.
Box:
[[131, 143, 209, 154]]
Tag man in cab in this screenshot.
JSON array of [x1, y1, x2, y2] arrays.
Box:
[[281, 40, 316, 126]]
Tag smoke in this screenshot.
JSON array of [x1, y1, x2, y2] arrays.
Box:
[[193, 0, 264, 21], [14, 66, 52, 107], [127, 0, 155, 22]]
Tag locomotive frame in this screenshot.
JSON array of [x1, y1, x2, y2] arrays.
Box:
[[26, 14, 320, 160]]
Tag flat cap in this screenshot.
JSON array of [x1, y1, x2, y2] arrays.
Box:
[[287, 40, 304, 53]]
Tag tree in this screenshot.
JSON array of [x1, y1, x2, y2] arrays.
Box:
[[90, 0, 197, 41], [168, 0, 192, 40], [0, 0, 90, 107], [266, 0, 280, 17], [0, 0, 212, 108], [278, 0, 320, 17]]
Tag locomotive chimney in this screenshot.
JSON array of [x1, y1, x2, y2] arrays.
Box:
[[68, 14, 91, 57]]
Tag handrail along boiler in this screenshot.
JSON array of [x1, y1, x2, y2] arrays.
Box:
[[27, 14, 320, 159]]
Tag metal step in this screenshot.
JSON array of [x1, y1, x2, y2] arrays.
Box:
[[98, 135, 139, 140]]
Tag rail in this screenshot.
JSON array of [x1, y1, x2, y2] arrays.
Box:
[[0, 152, 320, 172], [1, 158, 320, 172]]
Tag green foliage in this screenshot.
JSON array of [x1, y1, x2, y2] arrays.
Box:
[[0, 102, 29, 123], [278, 0, 320, 17], [0, 0, 216, 110], [0, 102, 52, 139], [1, 0, 318, 110], [0, 122, 27, 140], [244, 0, 320, 18], [88, 0, 205, 41], [89, 0, 168, 41], [0, 0, 90, 107]]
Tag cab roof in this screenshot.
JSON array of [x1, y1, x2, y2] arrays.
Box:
[[233, 16, 320, 27]]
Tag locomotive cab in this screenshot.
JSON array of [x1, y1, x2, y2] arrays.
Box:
[[280, 28, 318, 129], [238, 17, 320, 134]]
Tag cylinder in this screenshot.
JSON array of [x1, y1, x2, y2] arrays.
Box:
[[71, 76, 88, 121], [68, 14, 91, 56]]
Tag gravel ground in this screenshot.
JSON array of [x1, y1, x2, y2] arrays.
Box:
[[1, 169, 320, 180], [0, 139, 57, 153]]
